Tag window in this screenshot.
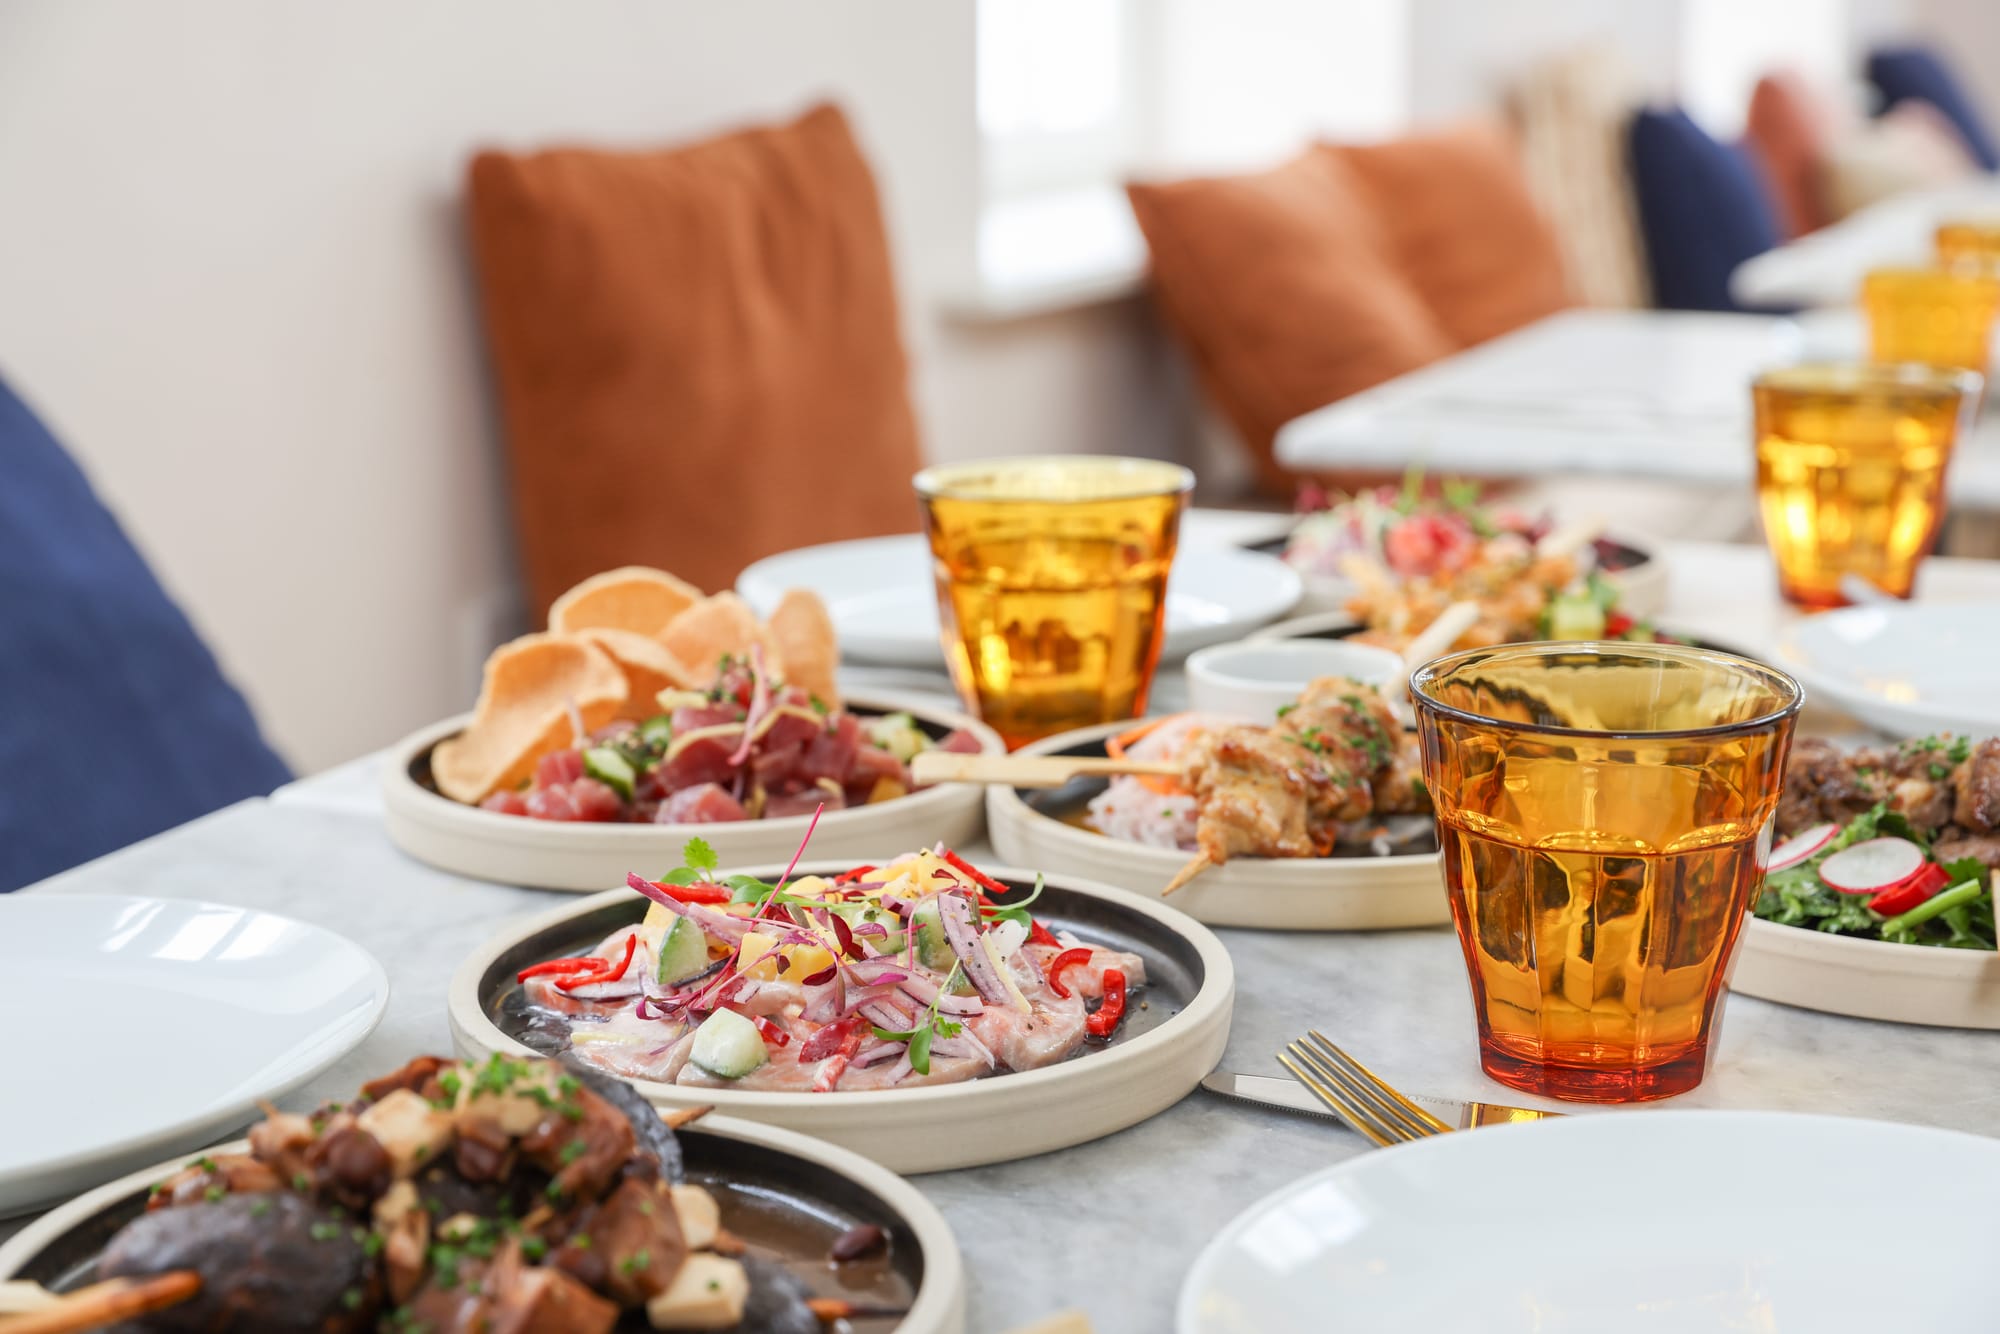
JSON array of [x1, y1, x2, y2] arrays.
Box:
[[977, 0, 1133, 199]]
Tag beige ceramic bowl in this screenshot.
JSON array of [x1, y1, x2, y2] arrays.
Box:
[[1730, 917, 2000, 1029], [383, 690, 1001, 891]]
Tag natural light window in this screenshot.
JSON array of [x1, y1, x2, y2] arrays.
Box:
[[1681, 0, 1848, 136], [977, 0, 1131, 198]]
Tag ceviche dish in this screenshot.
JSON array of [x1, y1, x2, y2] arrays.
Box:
[[519, 839, 1142, 1092], [1285, 473, 1664, 653], [429, 565, 981, 824], [63, 1055, 891, 1332], [1084, 675, 1433, 890], [1757, 734, 1999, 950]]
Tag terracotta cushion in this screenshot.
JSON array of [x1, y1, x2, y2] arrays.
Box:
[[1744, 72, 1843, 239], [1329, 120, 1574, 348], [466, 103, 923, 611], [1127, 150, 1454, 497]]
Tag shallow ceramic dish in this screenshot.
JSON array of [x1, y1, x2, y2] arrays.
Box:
[[1774, 602, 2000, 741], [383, 691, 1002, 892], [1729, 916, 2000, 1028], [0, 896, 387, 1217], [985, 722, 1446, 931], [1185, 639, 1405, 725], [1250, 610, 1751, 663], [1178, 1110, 2000, 1333], [0, 1119, 966, 1334], [448, 861, 1233, 1173], [737, 534, 1302, 667], [1248, 530, 1670, 618]]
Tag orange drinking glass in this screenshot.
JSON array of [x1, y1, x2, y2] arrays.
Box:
[[1752, 363, 1979, 608], [1936, 220, 2000, 269], [915, 456, 1191, 748], [1413, 643, 1801, 1103], [1862, 266, 2000, 372]]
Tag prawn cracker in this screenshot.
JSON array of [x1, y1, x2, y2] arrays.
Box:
[[765, 588, 840, 709], [660, 592, 765, 682], [575, 627, 699, 720], [548, 565, 703, 638], [433, 633, 625, 803]]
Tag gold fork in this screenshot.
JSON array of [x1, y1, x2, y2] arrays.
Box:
[[1279, 1031, 1456, 1146]]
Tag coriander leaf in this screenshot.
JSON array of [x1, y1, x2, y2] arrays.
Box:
[[683, 837, 719, 875]]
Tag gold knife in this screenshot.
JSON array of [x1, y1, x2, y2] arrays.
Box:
[[1201, 1070, 1562, 1130]]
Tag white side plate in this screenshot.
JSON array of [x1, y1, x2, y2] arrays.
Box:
[[1180, 1110, 2000, 1333], [737, 534, 1302, 667], [382, 691, 1001, 892], [1730, 916, 2000, 1028], [985, 721, 1447, 931], [1775, 602, 2000, 741], [448, 862, 1234, 1173], [0, 896, 387, 1217]]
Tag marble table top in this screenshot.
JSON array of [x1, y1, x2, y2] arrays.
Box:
[[11, 538, 2000, 1332]]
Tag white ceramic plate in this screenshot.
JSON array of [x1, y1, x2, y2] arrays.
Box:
[[985, 722, 1446, 931], [382, 691, 1001, 892], [737, 534, 1302, 667], [448, 861, 1234, 1173], [1179, 1110, 2000, 1333], [0, 1120, 966, 1334], [1264, 529, 1670, 618], [1775, 602, 2000, 740], [1730, 916, 2000, 1028], [0, 896, 387, 1217]]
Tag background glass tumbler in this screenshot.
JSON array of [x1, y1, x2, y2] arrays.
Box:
[[1413, 643, 1802, 1103], [1752, 363, 1978, 608], [1862, 266, 2000, 372], [915, 456, 1191, 748]]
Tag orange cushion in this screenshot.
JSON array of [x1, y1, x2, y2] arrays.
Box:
[[1329, 120, 1573, 348], [466, 103, 923, 611], [1127, 150, 1454, 497], [1744, 72, 1842, 238]]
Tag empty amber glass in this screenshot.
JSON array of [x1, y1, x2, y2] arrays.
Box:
[[1752, 363, 1978, 608], [1862, 266, 2000, 372], [916, 456, 1191, 747], [1413, 643, 1801, 1103]]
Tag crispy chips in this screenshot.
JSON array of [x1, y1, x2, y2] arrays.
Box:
[[432, 634, 626, 803], [441, 570, 844, 806]]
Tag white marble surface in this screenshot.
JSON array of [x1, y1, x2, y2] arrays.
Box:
[[15, 537, 2000, 1332]]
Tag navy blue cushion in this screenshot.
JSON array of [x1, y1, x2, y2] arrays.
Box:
[[1868, 46, 1999, 171], [0, 373, 290, 891], [1628, 107, 1783, 313]]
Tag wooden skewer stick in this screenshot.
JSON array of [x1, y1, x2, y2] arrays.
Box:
[[910, 751, 1179, 791], [662, 1104, 714, 1129], [1160, 851, 1215, 898], [1534, 517, 1606, 563], [0, 1272, 201, 1334], [1398, 600, 1481, 675]]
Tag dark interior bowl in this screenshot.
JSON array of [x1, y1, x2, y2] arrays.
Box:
[[485, 863, 1206, 1067], [12, 1124, 927, 1330]]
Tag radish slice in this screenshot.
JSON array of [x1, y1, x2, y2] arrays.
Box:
[[1818, 837, 1926, 895], [1767, 823, 1838, 872]]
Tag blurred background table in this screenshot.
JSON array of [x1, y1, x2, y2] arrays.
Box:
[[1274, 310, 2000, 523]]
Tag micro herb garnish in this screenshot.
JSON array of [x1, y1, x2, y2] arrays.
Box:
[[1274, 703, 1296, 718], [194, 1157, 216, 1173], [559, 1140, 587, 1165], [871, 961, 967, 1076], [980, 873, 1045, 929], [521, 1236, 548, 1262], [619, 1250, 651, 1275], [471, 1053, 531, 1100]]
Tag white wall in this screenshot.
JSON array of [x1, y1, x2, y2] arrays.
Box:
[[0, 0, 992, 772]]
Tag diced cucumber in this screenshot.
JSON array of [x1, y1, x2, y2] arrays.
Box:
[[688, 1009, 768, 1079], [655, 917, 711, 987], [831, 903, 905, 955], [582, 746, 637, 799], [1544, 594, 1606, 641], [637, 714, 674, 750], [908, 900, 957, 971], [863, 712, 928, 763]]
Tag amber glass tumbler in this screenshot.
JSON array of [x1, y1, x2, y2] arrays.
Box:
[[1412, 643, 1801, 1103], [915, 456, 1191, 748], [1936, 220, 2000, 269], [1863, 266, 2000, 372], [1752, 363, 1978, 608]]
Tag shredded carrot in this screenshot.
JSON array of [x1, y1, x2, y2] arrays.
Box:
[[1106, 714, 1190, 795]]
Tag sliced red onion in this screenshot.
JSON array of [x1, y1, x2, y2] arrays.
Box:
[[726, 644, 774, 766], [938, 891, 1011, 1005], [842, 958, 913, 986], [859, 999, 915, 1032], [561, 977, 642, 1002], [801, 974, 846, 1023], [930, 1034, 995, 1068], [895, 974, 982, 1016], [852, 1040, 903, 1067]]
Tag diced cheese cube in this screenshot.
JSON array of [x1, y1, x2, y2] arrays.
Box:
[[645, 1254, 749, 1330], [669, 1185, 720, 1250]]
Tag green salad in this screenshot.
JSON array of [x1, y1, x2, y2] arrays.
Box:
[[1756, 803, 1997, 949]]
